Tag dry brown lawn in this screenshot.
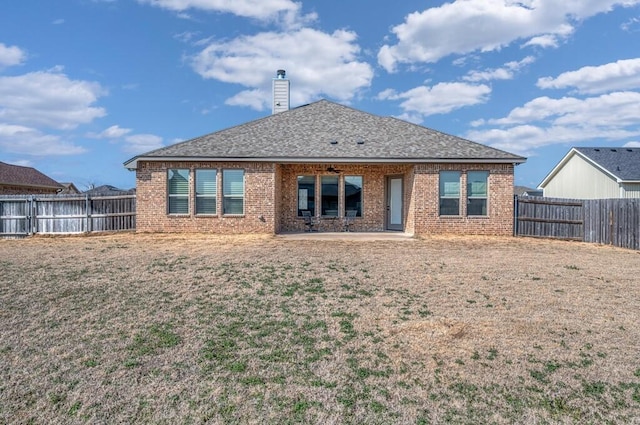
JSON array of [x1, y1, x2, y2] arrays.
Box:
[[1, 233, 639, 424]]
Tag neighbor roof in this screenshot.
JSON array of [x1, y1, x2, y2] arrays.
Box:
[[575, 147, 640, 181], [0, 161, 62, 190], [124, 99, 525, 169], [84, 185, 135, 196], [539, 147, 640, 187]]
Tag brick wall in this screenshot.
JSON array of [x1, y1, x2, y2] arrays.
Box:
[[412, 163, 515, 236], [136, 161, 515, 235], [135, 161, 277, 233]]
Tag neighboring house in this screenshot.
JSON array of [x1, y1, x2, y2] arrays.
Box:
[[59, 182, 82, 194], [539, 147, 640, 199], [0, 161, 62, 195], [124, 71, 526, 235], [514, 186, 543, 197], [83, 185, 135, 196]]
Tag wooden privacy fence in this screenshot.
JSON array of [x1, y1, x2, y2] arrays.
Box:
[[0, 194, 136, 237], [515, 196, 640, 250]]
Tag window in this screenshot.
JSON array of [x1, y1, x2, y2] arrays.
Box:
[[297, 175, 315, 216], [439, 171, 460, 216], [195, 169, 217, 215], [168, 169, 189, 214], [467, 171, 488, 216], [344, 176, 362, 217], [223, 169, 244, 215], [321, 175, 339, 217]]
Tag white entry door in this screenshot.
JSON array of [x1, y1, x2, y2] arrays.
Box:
[[386, 176, 403, 231]]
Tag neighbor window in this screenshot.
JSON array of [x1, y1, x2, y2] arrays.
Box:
[[168, 169, 189, 214], [223, 169, 244, 215], [344, 176, 363, 217], [321, 175, 339, 217], [195, 169, 217, 215], [467, 171, 488, 216], [297, 175, 316, 216], [439, 171, 460, 216]]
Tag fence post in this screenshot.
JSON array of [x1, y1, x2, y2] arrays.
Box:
[[513, 195, 516, 236], [86, 194, 91, 233], [609, 209, 614, 246], [29, 196, 35, 235]]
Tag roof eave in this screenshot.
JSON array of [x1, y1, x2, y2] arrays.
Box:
[[0, 181, 62, 189], [124, 155, 526, 170]]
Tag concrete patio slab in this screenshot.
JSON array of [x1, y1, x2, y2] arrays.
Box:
[[276, 232, 415, 241]]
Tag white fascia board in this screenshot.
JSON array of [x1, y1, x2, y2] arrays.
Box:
[[125, 156, 525, 170], [538, 148, 577, 189]]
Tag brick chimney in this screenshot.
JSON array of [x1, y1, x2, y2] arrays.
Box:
[[272, 69, 290, 114]]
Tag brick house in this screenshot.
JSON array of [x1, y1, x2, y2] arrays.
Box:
[[124, 72, 525, 235], [0, 161, 63, 195]]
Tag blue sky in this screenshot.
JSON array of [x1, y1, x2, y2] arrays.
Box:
[[1, 0, 639, 190]]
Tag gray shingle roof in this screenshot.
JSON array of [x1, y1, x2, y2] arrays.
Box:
[[124, 99, 525, 168], [575, 147, 640, 181], [83, 185, 135, 195], [0, 161, 62, 189]]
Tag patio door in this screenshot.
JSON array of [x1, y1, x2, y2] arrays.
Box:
[[386, 176, 403, 231]]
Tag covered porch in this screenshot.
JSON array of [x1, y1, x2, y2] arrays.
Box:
[[276, 163, 415, 234]]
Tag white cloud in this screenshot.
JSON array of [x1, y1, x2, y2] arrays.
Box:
[[488, 92, 640, 127], [537, 58, 640, 94], [5, 159, 33, 167], [0, 70, 107, 130], [0, 43, 27, 68], [467, 91, 640, 154], [624, 141, 640, 147], [621, 16, 640, 31], [224, 89, 265, 110], [464, 56, 536, 82], [0, 69, 107, 157], [191, 28, 373, 110], [378, 0, 639, 72], [87, 125, 133, 139], [137, 0, 315, 27], [174, 31, 199, 43], [522, 34, 560, 48], [379, 82, 491, 118], [0, 124, 86, 155], [124, 134, 164, 154]]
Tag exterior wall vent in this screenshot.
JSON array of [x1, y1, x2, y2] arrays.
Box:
[[272, 69, 290, 114]]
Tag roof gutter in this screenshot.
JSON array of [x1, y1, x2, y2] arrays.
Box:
[[124, 155, 526, 170]]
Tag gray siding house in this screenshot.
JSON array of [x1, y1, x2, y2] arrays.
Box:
[[539, 147, 640, 199]]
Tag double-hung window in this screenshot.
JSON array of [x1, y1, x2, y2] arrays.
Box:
[[344, 176, 363, 217], [439, 171, 461, 216], [168, 169, 189, 214], [223, 169, 244, 215], [297, 176, 316, 216], [195, 169, 217, 214], [467, 171, 488, 216], [321, 175, 339, 217]]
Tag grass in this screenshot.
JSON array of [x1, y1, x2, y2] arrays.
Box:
[[1, 233, 640, 424]]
